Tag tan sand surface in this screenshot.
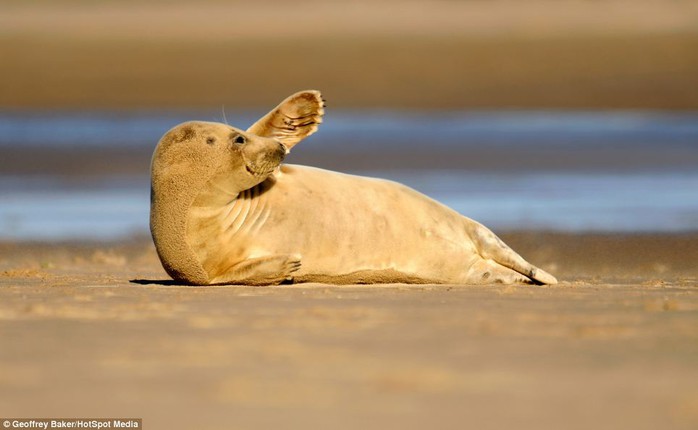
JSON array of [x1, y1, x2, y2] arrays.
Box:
[[1, 233, 697, 429]]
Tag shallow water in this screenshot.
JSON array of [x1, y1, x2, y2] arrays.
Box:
[[1, 110, 697, 240]]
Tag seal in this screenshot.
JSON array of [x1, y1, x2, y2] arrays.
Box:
[[150, 90, 558, 286]]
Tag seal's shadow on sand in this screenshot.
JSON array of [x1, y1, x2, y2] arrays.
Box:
[[129, 278, 295, 286], [130, 279, 182, 286]]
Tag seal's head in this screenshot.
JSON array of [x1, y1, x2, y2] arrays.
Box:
[[153, 121, 287, 199]]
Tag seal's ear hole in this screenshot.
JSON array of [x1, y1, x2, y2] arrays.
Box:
[[206, 137, 216, 145], [233, 135, 246, 145]]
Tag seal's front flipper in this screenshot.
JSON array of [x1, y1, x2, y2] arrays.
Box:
[[246, 90, 325, 150], [211, 254, 301, 286]]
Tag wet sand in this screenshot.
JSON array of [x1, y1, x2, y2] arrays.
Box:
[[1, 233, 697, 429]]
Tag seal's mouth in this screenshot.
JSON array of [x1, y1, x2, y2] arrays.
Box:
[[245, 162, 276, 177], [242, 145, 284, 177]]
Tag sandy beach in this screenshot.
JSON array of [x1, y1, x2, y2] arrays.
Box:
[[1, 233, 697, 429], [1, 1, 697, 428]]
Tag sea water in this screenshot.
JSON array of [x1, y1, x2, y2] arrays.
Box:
[[1, 110, 697, 240]]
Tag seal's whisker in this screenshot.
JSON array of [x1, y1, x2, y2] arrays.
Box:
[[221, 105, 229, 125]]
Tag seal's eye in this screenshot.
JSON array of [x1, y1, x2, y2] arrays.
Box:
[[206, 137, 216, 145], [233, 135, 246, 145]]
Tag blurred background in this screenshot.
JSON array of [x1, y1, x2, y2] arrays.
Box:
[[1, 0, 697, 240]]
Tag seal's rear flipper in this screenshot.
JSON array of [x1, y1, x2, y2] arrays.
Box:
[[247, 90, 325, 150], [528, 267, 558, 285], [472, 222, 558, 285]]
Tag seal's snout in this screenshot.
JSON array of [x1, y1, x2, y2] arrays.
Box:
[[270, 139, 287, 163]]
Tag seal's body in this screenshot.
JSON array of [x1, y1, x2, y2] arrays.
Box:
[[150, 90, 557, 286]]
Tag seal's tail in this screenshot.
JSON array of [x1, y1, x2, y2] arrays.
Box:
[[471, 222, 558, 285]]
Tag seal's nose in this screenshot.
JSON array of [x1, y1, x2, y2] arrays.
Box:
[[278, 142, 289, 156]]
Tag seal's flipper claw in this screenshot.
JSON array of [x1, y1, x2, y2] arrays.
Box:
[[247, 90, 324, 150]]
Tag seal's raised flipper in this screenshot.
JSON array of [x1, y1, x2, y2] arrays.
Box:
[[471, 223, 558, 285], [247, 90, 325, 150], [211, 254, 301, 286]]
